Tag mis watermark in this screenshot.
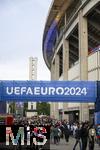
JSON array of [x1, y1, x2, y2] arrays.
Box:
[[0, 125, 50, 149]]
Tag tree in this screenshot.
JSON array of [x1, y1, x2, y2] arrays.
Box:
[[37, 102, 50, 116]]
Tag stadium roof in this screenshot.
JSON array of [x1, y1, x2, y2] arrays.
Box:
[[43, 0, 73, 68]]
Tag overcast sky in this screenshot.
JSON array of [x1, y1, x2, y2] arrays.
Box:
[[0, 0, 52, 80]]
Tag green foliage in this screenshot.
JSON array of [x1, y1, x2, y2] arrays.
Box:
[[37, 102, 50, 116]]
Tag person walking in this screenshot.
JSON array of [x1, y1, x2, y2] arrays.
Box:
[[63, 123, 70, 143], [88, 124, 96, 150], [58, 127, 61, 143], [80, 122, 89, 150], [52, 125, 59, 144], [73, 123, 82, 150], [50, 125, 54, 143], [60, 124, 64, 138]]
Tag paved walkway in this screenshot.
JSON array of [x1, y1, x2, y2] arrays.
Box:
[[50, 137, 100, 150]]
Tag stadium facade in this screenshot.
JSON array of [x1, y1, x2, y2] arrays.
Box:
[[42, 0, 100, 122]]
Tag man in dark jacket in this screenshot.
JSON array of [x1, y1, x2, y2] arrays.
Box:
[[73, 123, 81, 150], [80, 122, 89, 150], [63, 123, 70, 143]]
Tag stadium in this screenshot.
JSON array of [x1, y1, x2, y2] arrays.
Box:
[[42, 0, 100, 122]]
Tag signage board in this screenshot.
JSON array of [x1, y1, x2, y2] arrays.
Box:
[[0, 81, 97, 102]]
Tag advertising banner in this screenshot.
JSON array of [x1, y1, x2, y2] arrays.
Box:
[[0, 81, 97, 102]]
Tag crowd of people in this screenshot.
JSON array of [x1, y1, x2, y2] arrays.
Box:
[[12, 116, 100, 150], [13, 115, 52, 126], [50, 120, 99, 150]]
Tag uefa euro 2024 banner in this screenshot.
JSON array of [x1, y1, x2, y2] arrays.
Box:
[[0, 80, 97, 102]]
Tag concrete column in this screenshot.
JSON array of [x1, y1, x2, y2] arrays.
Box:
[[6, 102, 9, 114], [78, 10, 89, 122], [63, 37, 69, 80], [50, 101, 55, 119], [64, 13, 67, 26], [50, 57, 59, 119], [97, 51, 100, 80], [28, 102, 36, 110], [50, 62, 56, 118], [54, 54, 59, 119], [55, 54, 60, 80], [63, 37, 69, 120], [51, 62, 55, 80]]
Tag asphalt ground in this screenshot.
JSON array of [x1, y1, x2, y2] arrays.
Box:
[[50, 137, 100, 150]]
